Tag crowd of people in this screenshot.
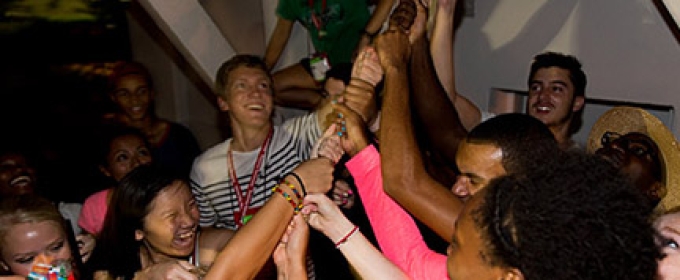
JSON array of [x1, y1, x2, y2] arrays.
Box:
[[1, 0, 680, 279]]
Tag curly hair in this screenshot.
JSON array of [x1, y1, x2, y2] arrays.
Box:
[[476, 152, 660, 280], [467, 113, 560, 176]]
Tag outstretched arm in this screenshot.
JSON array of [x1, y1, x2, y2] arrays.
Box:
[[205, 158, 334, 280], [430, 0, 481, 130], [375, 19, 462, 241], [304, 193, 410, 280]]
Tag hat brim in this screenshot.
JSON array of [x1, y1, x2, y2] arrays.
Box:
[[587, 106, 680, 213]]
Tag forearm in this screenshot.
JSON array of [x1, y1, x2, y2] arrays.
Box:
[[430, 0, 456, 97], [380, 64, 460, 242], [348, 145, 448, 279], [429, 0, 481, 130], [338, 232, 410, 280], [365, 0, 395, 35], [410, 34, 466, 165], [264, 18, 293, 70], [205, 178, 300, 280]]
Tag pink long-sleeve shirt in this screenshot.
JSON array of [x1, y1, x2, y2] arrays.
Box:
[[346, 145, 449, 280]]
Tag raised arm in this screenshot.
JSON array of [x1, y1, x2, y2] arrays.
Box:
[[409, 0, 466, 170], [430, 0, 481, 130], [205, 158, 334, 280], [264, 17, 294, 71], [354, 0, 397, 57], [375, 14, 462, 241]]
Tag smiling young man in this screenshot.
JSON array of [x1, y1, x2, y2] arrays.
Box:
[[525, 52, 586, 150]]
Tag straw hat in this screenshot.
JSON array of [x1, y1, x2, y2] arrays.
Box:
[[587, 106, 680, 213]]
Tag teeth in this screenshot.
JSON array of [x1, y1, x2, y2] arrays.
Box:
[[10, 176, 31, 187], [247, 104, 264, 110], [537, 106, 551, 111], [178, 232, 194, 239]]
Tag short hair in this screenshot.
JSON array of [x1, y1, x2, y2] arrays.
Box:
[[476, 152, 659, 279], [466, 113, 559, 175], [528, 51, 587, 98], [108, 61, 153, 91], [0, 195, 64, 255], [214, 54, 272, 97], [88, 164, 187, 279]]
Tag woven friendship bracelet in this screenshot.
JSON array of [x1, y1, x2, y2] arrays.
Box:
[[334, 225, 359, 248], [272, 185, 300, 213]]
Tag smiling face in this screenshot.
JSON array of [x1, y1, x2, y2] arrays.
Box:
[[111, 74, 153, 121], [0, 152, 36, 196], [0, 221, 71, 276], [136, 181, 199, 262], [526, 67, 584, 132], [451, 142, 506, 201], [100, 134, 153, 182], [217, 66, 274, 129], [654, 211, 680, 279], [595, 132, 663, 205]]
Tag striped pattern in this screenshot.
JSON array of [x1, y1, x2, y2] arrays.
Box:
[[190, 113, 321, 230]]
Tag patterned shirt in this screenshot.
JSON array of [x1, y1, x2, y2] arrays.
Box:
[[190, 113, 321, 229]]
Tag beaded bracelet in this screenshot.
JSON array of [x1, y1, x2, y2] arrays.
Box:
[[280, 180, 304, 212], [334, 225, 359, 248], [287, 172, 307, 197], [272, 185, 301, 213]]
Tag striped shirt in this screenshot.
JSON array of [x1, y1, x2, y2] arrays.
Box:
[[190, 112, 321, 229]]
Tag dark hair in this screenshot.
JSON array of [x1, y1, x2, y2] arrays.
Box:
[[528, 52, 586, 98], [108, 61, 154, 92], [476, 152, 659, 279], [93, 125, 150, 168], [88, 164, 187, 279], [324, 63, 353, 85], [215, 54, 272, 97], [466, 113, 559, 175]]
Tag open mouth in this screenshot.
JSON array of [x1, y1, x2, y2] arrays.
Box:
[[246, 104, 264, 110], [173, 227, 197, 249], [10, 175, 32, 189]]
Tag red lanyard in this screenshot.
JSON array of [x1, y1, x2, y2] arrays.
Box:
[[227, 128, 273, 223], [308, 0, 327, 35]]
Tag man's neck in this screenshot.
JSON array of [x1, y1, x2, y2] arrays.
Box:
[[230, 123, 272, 152], [550, 123, 575, 150]]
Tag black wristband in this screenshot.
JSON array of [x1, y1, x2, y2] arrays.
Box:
[[362, 29, 379, 38], [287, 172, 307, 197]]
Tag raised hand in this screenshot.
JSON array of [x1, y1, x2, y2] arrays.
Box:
[[273, 215, 309, 280], [77, 232, 96, 263], [388, 0, 417, 33], [289, 158, 335, 194], [351, 46, 384, 87], [374, 31, 411, 71], [409, 0, 429, 43], [331, 180, 355, 209], [332, 103, 370, 157], [302, 194, 355, 244], [311, 124, 344, 164]]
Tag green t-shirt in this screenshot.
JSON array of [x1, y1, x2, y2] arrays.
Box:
[[277, 0, 370, 65]]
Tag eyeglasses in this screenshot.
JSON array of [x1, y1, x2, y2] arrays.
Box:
[[600, 131, 659, 159]]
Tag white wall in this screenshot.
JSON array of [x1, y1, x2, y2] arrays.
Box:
[[455, 0, 680, 137]]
